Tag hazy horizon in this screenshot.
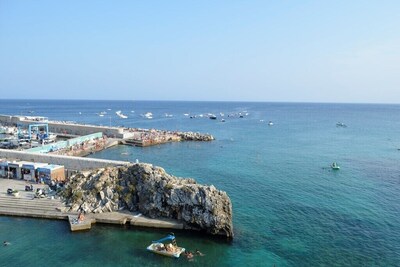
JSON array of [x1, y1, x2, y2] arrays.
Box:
[[2, 98, 400, 106], [1, 1, 399, 103]]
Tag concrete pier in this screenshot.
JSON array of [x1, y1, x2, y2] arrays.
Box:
[[0, 179, 183, 232], [0, 148, 130, 171]]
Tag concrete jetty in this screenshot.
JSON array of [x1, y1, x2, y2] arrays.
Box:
[[0, 114, 214, 148], [0, 179, 183, 232]]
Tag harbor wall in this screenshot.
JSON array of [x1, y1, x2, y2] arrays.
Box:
[[0, 115, 126, 138], [0, 149, 130, 171]]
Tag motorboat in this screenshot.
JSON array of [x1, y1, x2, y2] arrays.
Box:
[[209, 114, 217, 120], [268, 121, 274, 126], [331, 162, 340, 170], [147, 234, 185, 258], [116, 111, 128, 119], [144, 112, 153, 119], [336, 122, 347, 127]]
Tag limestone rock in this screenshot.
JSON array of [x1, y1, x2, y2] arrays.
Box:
[[60, 163, 233, 237]]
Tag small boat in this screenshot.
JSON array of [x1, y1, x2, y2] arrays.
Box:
[[209, 115, 217, 120], [268, 121, 274, 126], [336, 122, 347, 127], [116, 111, 128, 119], [221, 119, 225, 122], [147, 234, 185, 258], [143, 112, 153, 119], [331, 162, 340, 170]]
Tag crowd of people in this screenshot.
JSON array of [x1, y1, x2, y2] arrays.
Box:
[[124, 128, 183, 146]]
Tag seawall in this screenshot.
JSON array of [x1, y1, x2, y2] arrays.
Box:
[[0, 149, 130, 171], [0, 114, 130, 138]]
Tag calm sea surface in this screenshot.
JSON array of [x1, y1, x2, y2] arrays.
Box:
[[0, 100, 399, 266]]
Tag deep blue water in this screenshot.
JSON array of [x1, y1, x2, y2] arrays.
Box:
[[1, 100, 400, 266]]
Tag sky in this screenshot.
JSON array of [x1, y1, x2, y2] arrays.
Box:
[[0, 0, 399, 103]]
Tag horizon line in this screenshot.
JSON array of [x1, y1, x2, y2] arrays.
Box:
[[1, 98, 399, 105]]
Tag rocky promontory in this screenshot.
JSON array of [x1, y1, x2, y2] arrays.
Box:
[[60, 163, 233, 237]]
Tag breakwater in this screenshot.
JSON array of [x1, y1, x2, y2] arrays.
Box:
[[0, 114, 214, 147], [0, 149, 129, 171], [0, 114, 127, 138]]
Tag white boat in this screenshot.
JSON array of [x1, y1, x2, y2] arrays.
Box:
[[268, 121, 274, 126], [331, 162, 340, 170], [116, 110, 128, 119], [144, 112, 153, 119], [146, 235, 185, 258], [0, 126, 14, 134]]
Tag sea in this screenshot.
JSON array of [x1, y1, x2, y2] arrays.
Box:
[[0, 100, 399, 267]]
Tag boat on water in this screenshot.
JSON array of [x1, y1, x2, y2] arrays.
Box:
[[147, 234, 185, 258], [336, 122, 347, 127], [331, 162, 340, 170], [141, 112, 153, 119], [268, 121, 274, 126], [209, 114, 217, 120], [116, 110, 128, 119]]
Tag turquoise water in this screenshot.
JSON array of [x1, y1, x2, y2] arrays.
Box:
[[1, 100, 400, 266]]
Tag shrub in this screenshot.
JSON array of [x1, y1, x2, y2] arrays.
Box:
[[165, 183, 174, 190]]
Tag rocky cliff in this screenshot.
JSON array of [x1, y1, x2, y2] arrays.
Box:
[[60, 163, 233, 237]]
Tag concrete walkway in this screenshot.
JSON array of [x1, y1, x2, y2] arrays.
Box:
[[0, 178, 183, 231]]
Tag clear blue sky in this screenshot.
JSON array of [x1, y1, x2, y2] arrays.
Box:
[[0, 1, 399, 103]]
